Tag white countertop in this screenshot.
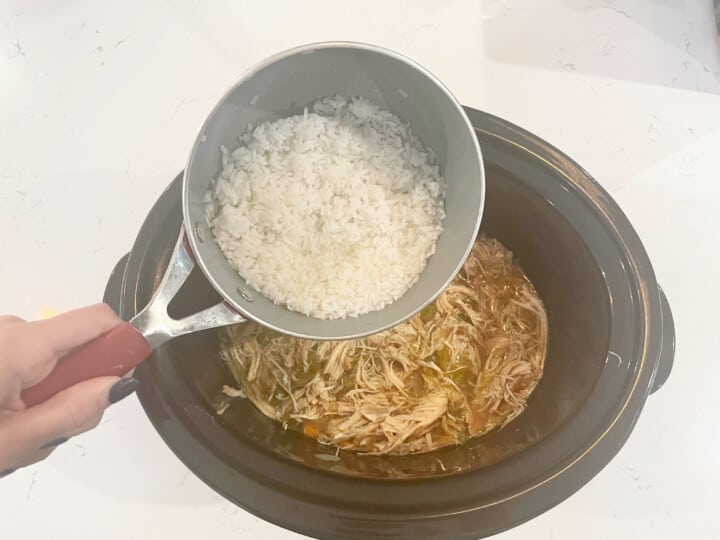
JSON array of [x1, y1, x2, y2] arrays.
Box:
[[1, 1, 719, 538]]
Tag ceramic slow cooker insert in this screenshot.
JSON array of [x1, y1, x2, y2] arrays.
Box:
[[103, 108, 674, 540]]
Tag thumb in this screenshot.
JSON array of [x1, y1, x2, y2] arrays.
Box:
[[0, 377, 137, 471]]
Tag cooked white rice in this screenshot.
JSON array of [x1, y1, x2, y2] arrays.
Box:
[[206, 95, 445, 319]]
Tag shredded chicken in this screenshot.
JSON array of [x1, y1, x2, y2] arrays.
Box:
[[220, 236, 548, 455], [222, 385, 246, 398]]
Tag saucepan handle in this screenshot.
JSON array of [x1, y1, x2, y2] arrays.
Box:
[[650, 286, 675, 394], [21, 322, 153, 407], [21, 227, 246, 407]]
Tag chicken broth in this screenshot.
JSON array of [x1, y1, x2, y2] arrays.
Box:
[[220, 236, 548, 455]]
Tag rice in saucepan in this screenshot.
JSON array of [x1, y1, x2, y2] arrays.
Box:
[[205, 95, 445, 319]]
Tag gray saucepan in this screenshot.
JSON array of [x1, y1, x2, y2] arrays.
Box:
[[21, 42, 484, 406]]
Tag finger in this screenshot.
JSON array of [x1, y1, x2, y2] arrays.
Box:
[[0, 315, 24, 327], [0, 448, 56, 478], [0, 376, 118, 470], [25, 304, 122, 357], [0, 317, 34, 404], [12, 304, 124, 389], [13, 447, 55, 469]]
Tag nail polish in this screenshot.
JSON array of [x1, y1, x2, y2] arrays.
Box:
[[41, 437, 69, 449], [0, 468, 16, 478], [109, 377, 140, 404]]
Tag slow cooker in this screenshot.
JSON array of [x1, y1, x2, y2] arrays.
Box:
[[103, 108, 674, 540]]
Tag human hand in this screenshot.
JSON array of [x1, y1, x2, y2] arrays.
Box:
[[0, 304, 139, 475]]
